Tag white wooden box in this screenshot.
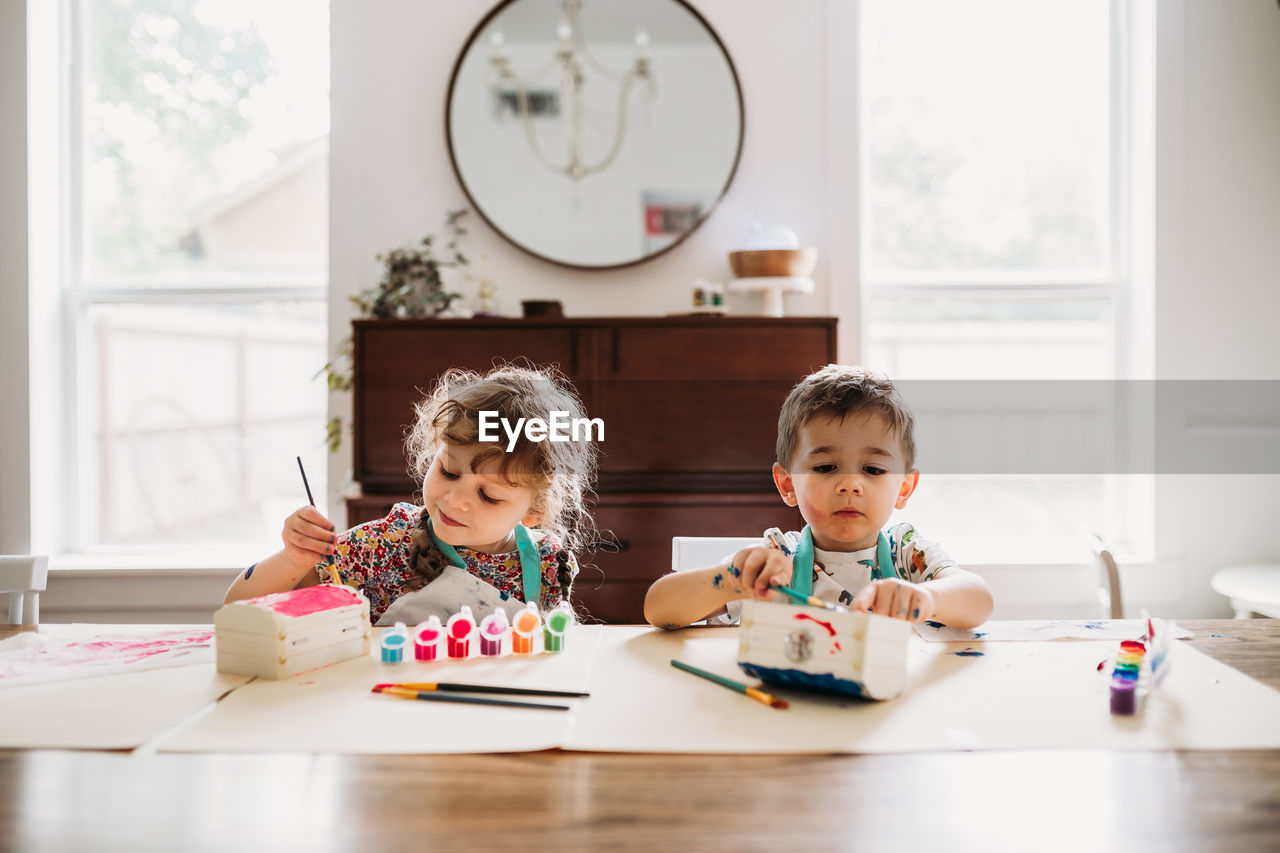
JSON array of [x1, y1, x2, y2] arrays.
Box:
[[737, 600, 912, 700], [215, 584, 371, 679]]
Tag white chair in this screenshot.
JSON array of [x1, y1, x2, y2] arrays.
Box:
[[0, 555, 50, 625], [1089, 536, 1124, 619], [671, 537, 761, 574]]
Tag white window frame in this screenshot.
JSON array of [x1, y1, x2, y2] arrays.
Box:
[[31, 0, 328, 569], [826, 0, 1156, 599]]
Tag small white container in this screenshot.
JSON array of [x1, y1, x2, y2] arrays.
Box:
[[215, 584, 371, 679], [737, 600, 911, 700]]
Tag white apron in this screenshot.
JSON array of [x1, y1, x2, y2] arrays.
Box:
[[375, 521, 544, 627]]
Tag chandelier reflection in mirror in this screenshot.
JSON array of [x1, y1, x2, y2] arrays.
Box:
[[448, 0, 743, 269], [487, 0, 657, 181]]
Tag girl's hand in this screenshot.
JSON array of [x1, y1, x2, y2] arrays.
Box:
[[281, 505, 336, 569], [729, 546, 793, 600], [852, 579, 936, 623]]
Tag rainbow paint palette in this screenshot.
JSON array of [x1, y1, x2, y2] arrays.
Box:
[[1108, 615, 1174, 715], [214, 584, 371, 679], [736, 600, 912, 700]]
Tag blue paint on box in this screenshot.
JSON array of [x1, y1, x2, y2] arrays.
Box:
[[738, 663, 869, 699]]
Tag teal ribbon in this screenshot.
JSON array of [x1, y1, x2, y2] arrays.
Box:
[[789, 524, 895, 596], [427, 518, 542, 606]]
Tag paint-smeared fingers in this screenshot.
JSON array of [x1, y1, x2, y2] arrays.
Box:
[[297, 504, 335, 532], [755, 551, 793, 599], [891, 583, 917, 620], [732, 547, 770, 596], [850, 583, 877, 614], [283, 507, 336, 557], [869, 580, 904, 617]]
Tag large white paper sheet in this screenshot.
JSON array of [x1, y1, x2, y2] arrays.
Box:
[[914, 619, 1195, 643], [160, 624, 603, 754], [562, 627, 1280, 754], [0, 663, 249, 749], [0, 624, 216, 688]]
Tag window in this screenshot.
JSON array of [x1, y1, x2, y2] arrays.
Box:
[[51, 0, 330, 554], [858, 0, 1153, 562]]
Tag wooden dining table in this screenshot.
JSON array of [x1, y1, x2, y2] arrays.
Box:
[[0, 619, 1276, 851]]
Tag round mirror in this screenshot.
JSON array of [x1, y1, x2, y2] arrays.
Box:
[[446, 0, 744, 269]]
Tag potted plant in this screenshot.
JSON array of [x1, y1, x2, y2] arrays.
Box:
[[319, 209, 469, 451]]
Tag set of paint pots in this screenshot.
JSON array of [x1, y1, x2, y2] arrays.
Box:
[[1109, 639, 1146, 714], [379, 602, 574, 663]]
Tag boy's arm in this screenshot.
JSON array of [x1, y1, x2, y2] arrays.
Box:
[[644, 546, 794, 629], [920, 568, 994, 629], [644, 564, 743, 629]]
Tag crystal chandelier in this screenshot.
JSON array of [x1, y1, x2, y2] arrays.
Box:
[[487, 0, 655, 181]]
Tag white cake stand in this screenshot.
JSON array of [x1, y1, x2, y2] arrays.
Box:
[[726, 276, 815, 317]]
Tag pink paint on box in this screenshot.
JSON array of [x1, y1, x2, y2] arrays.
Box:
[[246, 584, 363, 618]]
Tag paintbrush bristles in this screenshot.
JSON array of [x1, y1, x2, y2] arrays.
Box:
[[744, 686, 789, 709]]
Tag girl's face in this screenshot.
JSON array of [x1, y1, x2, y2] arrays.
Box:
[[423, 443, 542, 553]]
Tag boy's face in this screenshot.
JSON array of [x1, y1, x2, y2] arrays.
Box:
[[772, 412, 918, 552], [423, 443, 541, 554]]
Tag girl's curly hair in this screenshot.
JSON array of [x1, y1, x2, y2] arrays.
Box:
[[404, 363, 598, 555]]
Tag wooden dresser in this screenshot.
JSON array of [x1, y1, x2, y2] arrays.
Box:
[[346, 315, 837, 623]]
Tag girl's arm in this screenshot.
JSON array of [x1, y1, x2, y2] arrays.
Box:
[[224, 505, 334, 603]]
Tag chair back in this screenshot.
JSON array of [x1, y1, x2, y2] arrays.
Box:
[[671, 537, 762, 574], [1089, 536, 1124, 619], [0, 555, 50, 626]]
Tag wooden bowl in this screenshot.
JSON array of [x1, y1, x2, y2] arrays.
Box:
[[728, 247, 817, 278]]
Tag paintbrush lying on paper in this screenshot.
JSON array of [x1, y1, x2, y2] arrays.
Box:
[[372, 685, 570, 711], [774, 584, 845, 612], [374, 681, 589, 698], [670, 660, 789, 710]]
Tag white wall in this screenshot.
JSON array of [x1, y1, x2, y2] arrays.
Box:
[[1, 0, 1276, 620]]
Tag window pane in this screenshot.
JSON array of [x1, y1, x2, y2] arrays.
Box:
[[861, 0, 1112, 278], [79, 0, 329, 282], [897, 476, 1148, 564], [866, 294, 1113, 380], [81, 302, 328, 547]]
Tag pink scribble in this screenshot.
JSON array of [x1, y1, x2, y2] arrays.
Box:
[[247, 585, 360, 618], [794, 612, 837, 637], [44, 632, 213, 669]]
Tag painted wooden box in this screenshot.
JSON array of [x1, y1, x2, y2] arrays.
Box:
[[215, 584, 372, 679], [737, 600, 912, 700]]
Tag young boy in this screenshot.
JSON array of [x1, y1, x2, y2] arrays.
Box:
[[644, 364, 993, 629]]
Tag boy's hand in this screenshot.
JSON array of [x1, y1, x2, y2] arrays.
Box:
[[282, 505, 336, 569], [729, 546, 793, 600], [852, 578, 936, 623]]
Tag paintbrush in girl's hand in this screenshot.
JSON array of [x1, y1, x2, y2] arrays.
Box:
[[372, 685, 570, 711], [373, 681, 589, 698], [297, 455, 342, 587], [670, 659, 789, 710]]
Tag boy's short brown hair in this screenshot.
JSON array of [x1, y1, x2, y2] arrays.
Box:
[[776, 364, 916, 471]]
